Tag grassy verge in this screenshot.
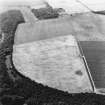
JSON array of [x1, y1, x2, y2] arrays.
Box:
[[0, 10, 25, 52]]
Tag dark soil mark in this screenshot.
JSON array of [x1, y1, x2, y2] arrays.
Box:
[[75, 70, 83, 76], [93, 11, 105, 15]]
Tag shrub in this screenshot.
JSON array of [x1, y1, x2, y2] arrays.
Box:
[[32, 7, 59, 20]]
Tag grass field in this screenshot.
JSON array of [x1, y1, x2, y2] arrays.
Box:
[[13, 35, 92, 93], [14, 12, 105, 45]]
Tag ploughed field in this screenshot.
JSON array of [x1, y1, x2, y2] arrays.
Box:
[[80, 41, 105, 93]]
